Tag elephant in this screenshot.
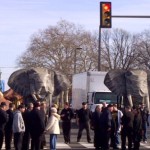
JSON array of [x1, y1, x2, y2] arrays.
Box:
[[104, 69, 150, 112], [6, 67, 70, 106]]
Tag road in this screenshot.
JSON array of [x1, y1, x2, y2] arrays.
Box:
[[1, 119, 150, 150], [47, 119, 150, 150]]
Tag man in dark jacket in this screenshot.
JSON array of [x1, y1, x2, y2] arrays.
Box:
[[61, 102, 74, 144], [0, 102, 8, 149], [29, 102, 45, 150], [99, 104, 113, 150], [132, 107, 142, 150], [121, 106, 135, 150], [5, 103, 15, 150], [91, 104, 102, 150], [22, 103, 33, 150], [140, 103, 149, 143], [76, 102, 92, 143]]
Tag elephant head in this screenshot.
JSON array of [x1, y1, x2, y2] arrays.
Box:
[[7, 67, 70, 105], [104, 69, 150, 111]]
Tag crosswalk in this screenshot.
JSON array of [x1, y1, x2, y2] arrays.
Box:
[[55, 142, 150, 149], [57, 142, 95, 149], [1, 140, 150, 149]]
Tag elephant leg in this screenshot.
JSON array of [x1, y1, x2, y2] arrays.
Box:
[[127, 94, 133, 108], [45, 92, 52, 116], [145, 96, 150, 112], [65, 89, 69, 103], [31, 94, 38, 101]]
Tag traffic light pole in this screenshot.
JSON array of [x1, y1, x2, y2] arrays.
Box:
[[112, 15, 150, 18], [98, 2, 111, 71], [98, 14, 150, 71], [98, 26, 102, 71]]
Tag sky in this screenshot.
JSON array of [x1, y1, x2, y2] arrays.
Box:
[[1, 0, 150, 90]]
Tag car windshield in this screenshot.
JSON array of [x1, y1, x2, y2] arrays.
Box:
[[94, 92, 118, 104]]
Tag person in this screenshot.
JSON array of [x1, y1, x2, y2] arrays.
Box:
[[132, 107, 143, 150], [99, 104, 113, 150], [5, 103, 15, 150], [91, 104, 102, 150], [121, 106, 134, 150], [140, 103, 149, 143], [110, 104, 123, 149], [0, 102, 8, 149], [40, 101, 48, 149], [22, 103, 34, 150], [60, 102, 74, 144], [45, 107, 60, 150], [101, 101, 108, 112], [12, 104, 26, 150], [76, 102, 92, 143], [29, 102, 45, 150]]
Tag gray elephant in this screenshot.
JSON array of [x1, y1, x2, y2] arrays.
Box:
[[104, 69, 150, 111], [7, 67, 70, 105]]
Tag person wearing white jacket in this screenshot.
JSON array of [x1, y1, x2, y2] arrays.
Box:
[[45, 107, 60, 150]]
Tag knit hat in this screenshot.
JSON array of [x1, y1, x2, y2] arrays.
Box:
[[52, 103, 58, 109], [51, 107, 57, 113]]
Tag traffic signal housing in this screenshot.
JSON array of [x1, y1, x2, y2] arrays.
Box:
[[100, 2, 112, 28]]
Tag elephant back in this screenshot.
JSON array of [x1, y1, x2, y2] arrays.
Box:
[[104, 69, 126, 96]]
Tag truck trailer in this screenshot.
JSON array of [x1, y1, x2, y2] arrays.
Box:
[[72, 71, 119, 111]]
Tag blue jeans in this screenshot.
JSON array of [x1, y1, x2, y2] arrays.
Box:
[[143, 122, 147, 141], [115, 131, 120, 145], [50, 134, 57, 150]]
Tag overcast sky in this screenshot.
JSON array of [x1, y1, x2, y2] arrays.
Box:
[[1, 0, 150, 90]]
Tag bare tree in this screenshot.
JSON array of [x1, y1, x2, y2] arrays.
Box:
[[18, 19, 145, 75], [101, 28, 139, 70], [17, 20, 98, 77], [134, 29, 150, 70]]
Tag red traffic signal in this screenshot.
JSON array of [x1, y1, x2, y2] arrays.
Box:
[[100, 2, 112, 28]]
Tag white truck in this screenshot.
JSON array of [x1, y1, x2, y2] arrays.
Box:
[[72, 71, 119, 112]]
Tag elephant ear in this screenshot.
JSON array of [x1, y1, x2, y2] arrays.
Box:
[[104, 69, 126, 96], [8, 68, 31, 96], [8, 68, 53, 97], [53, 71, 70, 97], [146, 70, 150, 91], [125, 70, 148, 97]]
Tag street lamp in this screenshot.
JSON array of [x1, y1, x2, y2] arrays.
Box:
[[74, 47, 82, 74]]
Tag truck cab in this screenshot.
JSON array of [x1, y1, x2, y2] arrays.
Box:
[[87, 92, 119, 112]]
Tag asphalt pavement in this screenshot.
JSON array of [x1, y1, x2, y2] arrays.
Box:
[[1, 119, 150, 150]]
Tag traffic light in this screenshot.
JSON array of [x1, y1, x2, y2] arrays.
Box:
[[100, 2, 112, 28]]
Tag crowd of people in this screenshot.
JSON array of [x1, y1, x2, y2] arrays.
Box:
[[0, 100, 149, 150], [90, 102, 149, 150], [0, 101, 61, 150]]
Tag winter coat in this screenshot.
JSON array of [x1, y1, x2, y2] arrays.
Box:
[[99, 108, 112, 131], [0, 108, 8, 130], [133, 113, 142, 142], [45, 113, 60, 134], [77, 108, 91, 123], [5, 109, 14, 132], [60, 108, 74, 122], [12, 110, 25, 133], [29, 108, 45, 137]]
